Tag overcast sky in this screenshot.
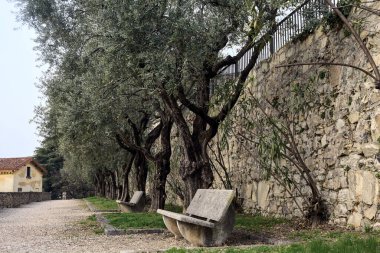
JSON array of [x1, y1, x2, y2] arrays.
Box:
[[0, 1, 43, 158]]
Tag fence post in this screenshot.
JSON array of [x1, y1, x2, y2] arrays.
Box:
[[270, 35, 275, 55]]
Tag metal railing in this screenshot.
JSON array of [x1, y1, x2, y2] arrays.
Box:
[[221, 0, 340, 76]]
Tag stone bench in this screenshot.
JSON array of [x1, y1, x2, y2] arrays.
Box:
[[116, 191, 145, 213], [157, 189, 235, 246]]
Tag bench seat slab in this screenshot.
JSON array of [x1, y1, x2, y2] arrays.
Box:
[[157, 209, 215, 228]]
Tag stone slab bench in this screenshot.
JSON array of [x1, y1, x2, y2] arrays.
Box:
[[116, 191, 145, 213], [157, 189, 235, 246]]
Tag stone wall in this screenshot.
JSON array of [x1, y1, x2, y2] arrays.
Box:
[[0, 192, 51, 208], [220, 3, 380, 228]]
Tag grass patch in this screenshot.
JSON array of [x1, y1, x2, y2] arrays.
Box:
[[289, 228, 380, 241], [105, 211, 287, 231], [79, 215, 103, 234], [85, 196, 118, 211], [103, 203, 182, 230], [290, 229, 345, 241], [166, 235, 380, 253], [235, 214, 288, 232], [165, 204, 183, 213], [105, 212, 165, 229]]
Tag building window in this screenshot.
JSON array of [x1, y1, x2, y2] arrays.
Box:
[[18, 188, 22, 192], [26, 167, 31, 178]]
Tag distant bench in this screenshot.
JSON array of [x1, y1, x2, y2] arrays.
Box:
[[157, 189, 235, 246], [116, 191, 145, 213]]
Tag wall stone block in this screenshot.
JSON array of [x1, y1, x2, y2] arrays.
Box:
[[257, 181, 271, 210], [362, 171, 378, 205], [361, 143, 380, 158], [347, 212, 363, 228], [364, 205, 377, 220]]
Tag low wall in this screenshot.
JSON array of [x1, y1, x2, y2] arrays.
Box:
[[0, 192, 51, 208]]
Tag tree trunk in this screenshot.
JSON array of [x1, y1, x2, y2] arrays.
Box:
[[109, 172, 117, 199], [95, 171, 106, 197], [150, 158, 170, 210], [180, 158, 214, 208], [135, 151, 149, 192], [149, 117, 173, 211], [160, 87, 216, 208], [120, 154, 135, 201]]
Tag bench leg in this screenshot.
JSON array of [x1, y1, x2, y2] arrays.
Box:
[[176, 207, 235, 246], [162, 215, 183, 239]]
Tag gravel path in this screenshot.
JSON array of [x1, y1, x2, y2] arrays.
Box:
[[0, 199, 189, 253]]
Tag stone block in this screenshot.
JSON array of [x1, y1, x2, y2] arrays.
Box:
[[336, 119, 346, 133], [371, 113, 380, 142], [348, 170, 379, 205], [257, 181, 271, 210], [268, 203, 278, 213], [334, 218, 347, 225], [361, 143, 380, 157], [334, 204, 348, 217], [374, 51, 380, 66], [285, 47, 294, 58], [320, 36, 328, 48], [321, 135, 328, 148], [251, 181, 258, 203], [244, 183, 253, 200], [369, 91, 380, 104], [338, 188, 350, 203], [360, 29, 369, 39], [339, 154, 362, 170], [324, 178, 340, 190], [348, 112, 360, 124], [305, 35, 314, 47], [362, 171, 378, 205], [348, 170, 364, 202], [347, 212, 363, 228], [329, 65, 341, 87], [273, 184, 284, 197], [363, 205, 377, 220], [328, 191, 338, 202], [314, 27, 324, 40]]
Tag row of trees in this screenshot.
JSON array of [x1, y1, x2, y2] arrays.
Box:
[[17, 0, 296, 210]]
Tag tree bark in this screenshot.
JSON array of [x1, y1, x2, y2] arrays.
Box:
[[181, 158, 214, 207], [134, 151, 149, 192], [120, 153, 135, 201], [95, 171, 106, 197], [150, 158, 170, 210], [150, 118, 173, 211]]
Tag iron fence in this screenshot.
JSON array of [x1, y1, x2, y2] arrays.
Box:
[[221, 0, 340, 76]]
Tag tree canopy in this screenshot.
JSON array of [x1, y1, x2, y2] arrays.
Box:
[[17, 0, 299, 207]]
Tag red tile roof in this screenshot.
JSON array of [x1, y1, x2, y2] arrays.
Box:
[[0, 157, 47, 174]]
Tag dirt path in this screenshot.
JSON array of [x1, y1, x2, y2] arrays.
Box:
[[0, 199, 188, 253]]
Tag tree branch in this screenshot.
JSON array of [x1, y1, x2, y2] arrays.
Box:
[[276, 62, 377, 81], [213, 34, 270, 124], [177, 85, 218, 128]]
